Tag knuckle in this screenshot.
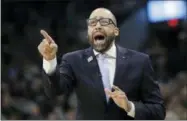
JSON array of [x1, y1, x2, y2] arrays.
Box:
[[37, 45, 40, 50], [43, 39, 47, 42], [38, 45, 43, 52], [51, 43, 57, 48], [44, 42, 48, 47]]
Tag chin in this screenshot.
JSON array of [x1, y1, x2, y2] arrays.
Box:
[[93, 44, 108, 53]]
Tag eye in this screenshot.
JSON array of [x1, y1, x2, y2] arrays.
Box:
[[88, 19, 97, 26], [100, 19, 109, 25]]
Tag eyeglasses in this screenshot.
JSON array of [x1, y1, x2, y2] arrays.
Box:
[[87, 18, 116, 27]]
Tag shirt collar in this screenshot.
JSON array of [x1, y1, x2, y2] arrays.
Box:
[[93, 42, 116, 58]]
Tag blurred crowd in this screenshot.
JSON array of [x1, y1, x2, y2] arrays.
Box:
[[2, 1, 187, 120], [142, 35, 187, 119]]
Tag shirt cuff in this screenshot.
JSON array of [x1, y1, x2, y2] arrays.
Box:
[[127, 101, 135, 118], [43, 57, 57, 75]]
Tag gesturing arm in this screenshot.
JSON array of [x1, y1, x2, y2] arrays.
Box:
[[38, 29, 75, 98]]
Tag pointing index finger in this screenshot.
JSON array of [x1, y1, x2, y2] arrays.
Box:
[[40, 30, 54, 43]]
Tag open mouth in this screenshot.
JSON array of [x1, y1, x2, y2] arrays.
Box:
[[94, 34, 105, 41]]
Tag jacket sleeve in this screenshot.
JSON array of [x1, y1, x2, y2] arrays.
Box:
[[132, 55, 166, 120], [42, 54, 76, 98]]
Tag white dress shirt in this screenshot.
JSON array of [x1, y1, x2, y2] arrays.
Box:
[[43, 42, 135, 117]]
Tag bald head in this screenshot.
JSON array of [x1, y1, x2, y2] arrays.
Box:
[[87, 8, 119, 53], [89, 8, 117, 26]]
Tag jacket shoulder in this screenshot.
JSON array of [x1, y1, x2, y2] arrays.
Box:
[[118, 45, 150, 64], [128, 49, 149, 59], [58, 48, 87, 61], [118, 45, 149, 60]]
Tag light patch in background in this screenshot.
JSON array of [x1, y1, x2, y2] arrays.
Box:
[[147, 0, 187, 23]]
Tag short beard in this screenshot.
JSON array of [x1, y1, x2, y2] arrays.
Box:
[[89, 35, 115, 53]]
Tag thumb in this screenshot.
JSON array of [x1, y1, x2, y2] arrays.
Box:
[[50, 43, 57, 49]]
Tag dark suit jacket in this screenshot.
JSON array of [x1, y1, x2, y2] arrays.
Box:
[[43, 45, 166, 120]]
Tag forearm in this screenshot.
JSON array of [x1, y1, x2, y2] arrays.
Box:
[[43, 57, 60, 97]]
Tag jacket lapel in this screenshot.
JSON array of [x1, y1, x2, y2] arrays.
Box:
[[113, 45, 131, 90], [83, 47, 107, 106]]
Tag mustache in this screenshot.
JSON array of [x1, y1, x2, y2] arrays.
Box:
[[92, 29, 105, 34]]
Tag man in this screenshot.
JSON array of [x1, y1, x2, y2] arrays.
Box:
[[38, 8, 166, 120]]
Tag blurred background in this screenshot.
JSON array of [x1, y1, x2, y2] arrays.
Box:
[[1, 0, 187, 120]]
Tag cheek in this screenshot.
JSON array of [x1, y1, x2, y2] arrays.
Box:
[[104, 28, 114, 36], [106, 31, 114, 37], [88, 29, 92, 37], [87, 31, 93, 42]]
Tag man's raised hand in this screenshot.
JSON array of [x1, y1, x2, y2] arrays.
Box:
[[38, 30, 58, 60]]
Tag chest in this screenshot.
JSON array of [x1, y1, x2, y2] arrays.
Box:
[[73, 57, 142, 97]]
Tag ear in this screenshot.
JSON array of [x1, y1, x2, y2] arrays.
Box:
[[114, 27, 119, 36]]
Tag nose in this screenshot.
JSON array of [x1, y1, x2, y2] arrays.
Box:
[[95, 22, 102, 31]]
